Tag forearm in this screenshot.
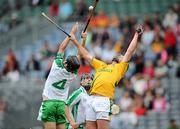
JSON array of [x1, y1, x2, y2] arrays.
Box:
[[77, 37, 87, 61], [127, 33, 139, 53], [122, 32, 139, 62], [58, 36, 71, 53], [65, 105, 75, 124], [72, 39, 93, 63], [81, 37, 86, 47]]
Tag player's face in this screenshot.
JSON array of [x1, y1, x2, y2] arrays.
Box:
[[81, 76, 93, 92], [63, 60, 69, 72], [63, 59, 71, 71], [81, 76, 93, 86]]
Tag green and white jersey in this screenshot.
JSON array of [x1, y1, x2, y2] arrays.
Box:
[[42, 53, 78, 101], [66, 86, 89, 125]]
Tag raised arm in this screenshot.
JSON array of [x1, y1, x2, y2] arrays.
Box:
[[70, 35, 93, 63], [81, 32, 87, 47], [77, 32, 88, 61], [58, 22, 78, 53], [122, 25, 143, 62]]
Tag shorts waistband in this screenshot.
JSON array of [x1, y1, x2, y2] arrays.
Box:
[[43, 99, 65, 103], [90, 93, 113, 101]]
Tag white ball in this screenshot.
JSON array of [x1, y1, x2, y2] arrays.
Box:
[[89, 6, 94, 11]]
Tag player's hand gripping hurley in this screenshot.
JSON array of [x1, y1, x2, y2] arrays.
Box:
[[82, 0, 99, 33], [81, 0, 99, 46]]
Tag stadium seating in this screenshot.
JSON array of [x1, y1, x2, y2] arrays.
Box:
[[0, 0, 179, 33], [134, 78, 180, 129]]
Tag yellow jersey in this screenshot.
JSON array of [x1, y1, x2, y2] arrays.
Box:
[[90, 58, 129, 99]]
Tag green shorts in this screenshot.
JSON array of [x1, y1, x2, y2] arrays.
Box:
[[38, 100, 66, 124]]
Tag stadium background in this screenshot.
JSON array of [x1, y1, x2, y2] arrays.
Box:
[[0, 0, 180, 129]]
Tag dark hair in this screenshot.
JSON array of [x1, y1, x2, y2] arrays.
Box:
[[112, 55, 123, 63], [65, 56, 80, 72], [112, 57, 119, 63]]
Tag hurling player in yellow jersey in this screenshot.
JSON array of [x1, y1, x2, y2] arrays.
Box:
[[70, 25, 143, 129]]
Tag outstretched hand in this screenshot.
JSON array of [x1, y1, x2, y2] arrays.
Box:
[[70, 22, 79, 35]]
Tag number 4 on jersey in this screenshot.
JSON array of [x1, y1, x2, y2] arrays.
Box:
[[52, 79, 67, 89]]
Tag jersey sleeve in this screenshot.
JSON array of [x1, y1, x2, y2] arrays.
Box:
[[117, 62, 129, 77], [90, 58, 106, 70], [54, 52, 64, 68], [66, 89, 82, 107]]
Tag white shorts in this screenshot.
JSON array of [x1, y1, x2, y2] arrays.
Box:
[[86, 95, 111, 121]]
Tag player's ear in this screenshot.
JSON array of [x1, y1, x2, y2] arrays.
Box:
[[63, 60, 67, 67]]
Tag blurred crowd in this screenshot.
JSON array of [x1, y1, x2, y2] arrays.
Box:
[[0, 0, 89, 33], [0, 1, 180, 129], [0, 98, 5, 129]]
